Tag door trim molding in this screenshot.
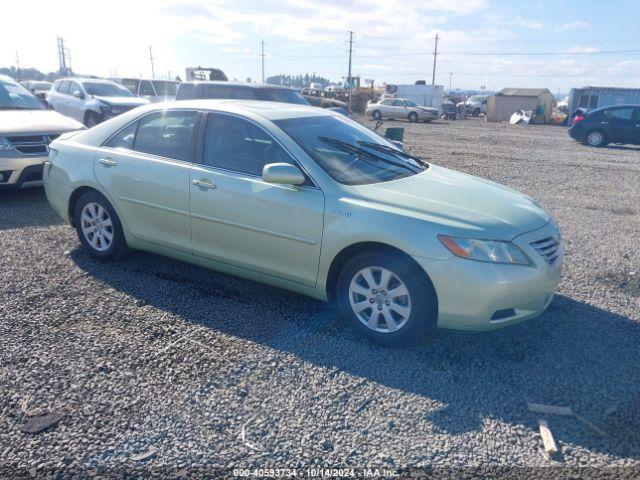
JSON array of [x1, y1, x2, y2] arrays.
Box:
[[118, 195, 190, 217]]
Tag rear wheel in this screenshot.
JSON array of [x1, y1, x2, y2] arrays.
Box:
[[585, 130, 607, 147], [372, 110, 382, 120], [337, 251, 438, 346], [408, 112, 419, 123], [73, 191, 128, 260]]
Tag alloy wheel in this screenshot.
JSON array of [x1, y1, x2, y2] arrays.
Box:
[[349, 266, 412, 333], [587, 131, 604, 146], [80, 202, 113, 252]]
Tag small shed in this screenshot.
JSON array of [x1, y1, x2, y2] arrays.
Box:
[[486, 88, 556, 123], [567, 86, 640, 123]]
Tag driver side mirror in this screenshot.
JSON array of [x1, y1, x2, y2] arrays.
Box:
[[262, 163, 305, 186], [73, 90, 84, 99]]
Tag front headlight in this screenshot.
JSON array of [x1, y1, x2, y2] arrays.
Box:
[[438, 235, 531, 266], [0, 137, 15, 152]]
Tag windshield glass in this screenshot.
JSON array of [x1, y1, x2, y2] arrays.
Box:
[[467, 96, 484, 103], [83, 82, 135, 97], [275, 115, 427, 185], [0, 79, 46, 110], [255, 89, 309, 105], [153, 80, 178, 96]]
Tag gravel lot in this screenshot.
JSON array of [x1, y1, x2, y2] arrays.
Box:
[[1, 117, 639, 478]]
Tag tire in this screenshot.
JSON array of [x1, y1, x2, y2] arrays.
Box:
[[585, 130, 607, 147], [472, 108, 481, 117], [336, 251, 438, 346], [85, 111, 103, 128], [408, 112, 419, 123], [372, 110, 382, 120], [73, 190, 129, 260]]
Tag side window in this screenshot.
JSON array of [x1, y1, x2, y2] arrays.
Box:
[[604, 107, 634, 122], [202, 114, 293, 176], [139, 80, 155, 96], [233, 88, 255, 100], [381, 99, 394, 105], [133, 111, 199, 161], [69, 82, 82, 97], [106, 122, 138, 150], [202, 85, 234, 99], [121, 79, 139, 95], [58, 81, 70, 94], [393, 100, 404, 106]]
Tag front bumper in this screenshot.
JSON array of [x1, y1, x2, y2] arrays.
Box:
[[0, 154, 48, 189], [419, 110, 439, 120], [414, 222, 563, 331]]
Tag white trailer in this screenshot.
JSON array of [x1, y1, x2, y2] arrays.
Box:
[[384, 84, 444, 112]]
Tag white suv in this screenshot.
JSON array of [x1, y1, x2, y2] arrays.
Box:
[[46, 78, 149, 127], [0, 75, 84, 189]]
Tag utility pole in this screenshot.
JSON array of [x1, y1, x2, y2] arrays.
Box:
[[260, 40, 266, 83], [347, 30, 354, 115], [431, 33, 439, 86], [15, 51, 21, 81], [149, 45, 155, 79], [448, 72, 452, 95], [57, 37, 68, 76]]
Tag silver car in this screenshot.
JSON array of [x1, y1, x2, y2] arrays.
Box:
[[366, 98, 439, 123], [46, 78, 149, 127]]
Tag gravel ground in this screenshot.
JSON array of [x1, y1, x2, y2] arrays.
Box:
[[1, 117, 639, 478]]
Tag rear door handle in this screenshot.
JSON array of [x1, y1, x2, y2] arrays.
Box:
[[600, 121, 609, 125], [192, 178, 217, 189], [98, 157, 117, 167]]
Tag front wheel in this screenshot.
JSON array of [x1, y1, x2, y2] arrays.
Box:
[[337, 251, 438, 346], [408, 112, 419, 123], [372, 110, 382, 120], [73, 191, 129, 260], [85, 111, 103, 128]]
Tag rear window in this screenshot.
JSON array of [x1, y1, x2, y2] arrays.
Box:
[[254, 89, 308, 105], [176, 83, 195, 100]]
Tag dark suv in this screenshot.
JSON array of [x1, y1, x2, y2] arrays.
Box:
[[176, 82, 309, 104], [569, 105, 640, 147]]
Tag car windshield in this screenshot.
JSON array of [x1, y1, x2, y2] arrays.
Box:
[[0, 79, 46, 110], [153, 81, 178, 96], [467, 96, 484, 102], [83, 82, 135, 97], [275, 115, 427, 186], [255, 89, 309, 105]]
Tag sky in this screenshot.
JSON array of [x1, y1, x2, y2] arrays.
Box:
[[2, 0, 640, 92]]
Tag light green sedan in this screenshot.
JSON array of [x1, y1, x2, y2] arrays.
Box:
[[44, 100, 563, 346]]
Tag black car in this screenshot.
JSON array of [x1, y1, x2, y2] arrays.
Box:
[[569, 105, 640, 147], [175, 81, 309, 104]]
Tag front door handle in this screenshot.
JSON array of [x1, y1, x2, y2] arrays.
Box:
[[600, 121, 609, 125], [192, 178, 217, 189], [98, 157, 117, 167]]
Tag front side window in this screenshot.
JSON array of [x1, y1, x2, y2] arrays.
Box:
[[139, 80, 155, 96], [58, 81, 70, 94], [69, 82, 83, 97], [202, 113, 293, 176], [83, 82, 134, 98], [404, 100, 419, 107], [132, 111, 198, 161], [121, 79, 139, 94], [275, 115, 427, 186], [0, 79, 46, 110], [393, 100, 405, 106]]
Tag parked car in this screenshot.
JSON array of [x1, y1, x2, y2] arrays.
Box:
[[176, 81, 308, 104], [46, 78, 149, 127], [441, 100, 457, 120], [568, 105, 640, 147], [0, 75, 84, 189], [457, 95, 488, 117], [44, 101, 563, 345], [21, 80, 53, 104], [366, 98, 439, 123], [111, 78, 179, 103]]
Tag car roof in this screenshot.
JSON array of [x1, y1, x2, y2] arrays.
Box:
[[146, 99, 336, 121], [183, 81, 297, 91], [56, 78, 119, 85], [0, 74, 18, 84]]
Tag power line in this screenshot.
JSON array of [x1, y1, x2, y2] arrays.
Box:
[[260, 40, 266, 83]]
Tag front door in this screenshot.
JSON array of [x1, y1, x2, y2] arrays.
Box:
[[67, 81, 86, 123], [602, 106, 637, 143], [94, 109, 200, 252], [189, 112, 325, 286]]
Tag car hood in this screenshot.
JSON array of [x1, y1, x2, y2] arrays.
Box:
[[0, 109, 85, 136], [93, 96, 150, 107], [352, 164, 550, 240], [417, 106, 438, 112]]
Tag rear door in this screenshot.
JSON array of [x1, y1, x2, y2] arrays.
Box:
[[51, 81, 70, 115], [634, 108, 640, 144], [189, 112, 325, 286], [94, 109, 200, 252], [66, 81, 86, 122], [601, 107, 636, 143]]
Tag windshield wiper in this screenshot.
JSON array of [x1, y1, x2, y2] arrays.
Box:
[[356, 141, 429, 168], [318, 136, 422, 173]]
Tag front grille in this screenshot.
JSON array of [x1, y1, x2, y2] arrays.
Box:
[[530, 236, 561, 265], [6, 135, 57, 156]]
